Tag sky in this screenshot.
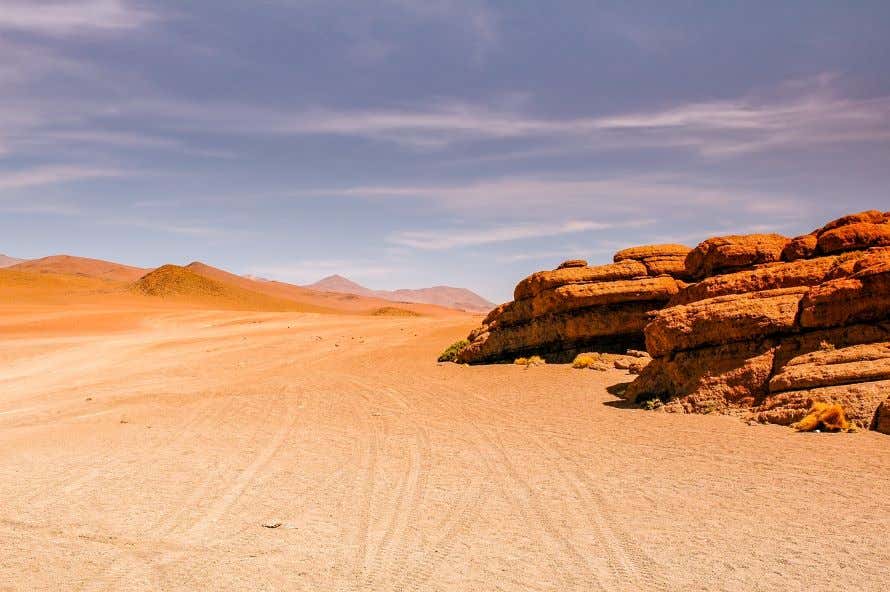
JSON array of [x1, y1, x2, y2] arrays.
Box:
[[1, 1, 889, 303]]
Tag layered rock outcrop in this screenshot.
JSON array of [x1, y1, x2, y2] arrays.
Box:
[[456, 247, 690, 363], [625, 211, 890, 432]]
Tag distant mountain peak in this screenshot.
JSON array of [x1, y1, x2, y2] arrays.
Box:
[[305, 274, 494, 313], [0, 254, 26, 268]]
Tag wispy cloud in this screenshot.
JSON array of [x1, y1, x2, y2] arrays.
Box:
[[595, 74, 890, 156], [0, 0, 156, 35], [387, 219, 652, 250], [101, 75, 890, 158], [317, 174, 804, 217], [0, 165, 125, 190]]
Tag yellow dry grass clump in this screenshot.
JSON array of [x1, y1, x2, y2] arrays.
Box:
[[372, 306, 421, 317], [515, 355, 546, 367], [792, 401, 852, 432], [572, 353, 601, 369]]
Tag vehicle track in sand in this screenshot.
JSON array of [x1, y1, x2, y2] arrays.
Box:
[[2, 307, 889, 591]]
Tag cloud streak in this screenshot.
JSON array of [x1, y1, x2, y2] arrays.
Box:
[[387, 219, 652, 250], [0, 0, 155, 35], [96, 76, 890, 158], [0, 165, 126, 190]]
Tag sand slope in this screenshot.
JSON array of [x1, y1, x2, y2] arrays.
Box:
[[187, 262, 462, 317], [0, 258, 465, 317], [10, 254, 149, 282], [0, 302, 887, 591]]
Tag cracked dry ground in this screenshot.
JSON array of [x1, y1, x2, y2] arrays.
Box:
[[0, 305, 888, 591]]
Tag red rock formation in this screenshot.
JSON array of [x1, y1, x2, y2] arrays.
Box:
[[783, 209, 890, 260], [614, 244, 692, 279], [556, 259, 587, 269], [626, 211, 890, 433], [684, 234, 790, 280], [457, 244, 690, 363]]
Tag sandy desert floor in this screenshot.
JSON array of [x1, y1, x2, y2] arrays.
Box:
[[1, 304, 888, 591]]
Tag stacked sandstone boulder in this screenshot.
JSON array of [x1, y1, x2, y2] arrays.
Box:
[[456, 245, 691, 363], [624, 210, 890, 432]]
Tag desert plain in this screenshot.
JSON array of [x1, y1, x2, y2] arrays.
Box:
[[0, 261, 888, 592]]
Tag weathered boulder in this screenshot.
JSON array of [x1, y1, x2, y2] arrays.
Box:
[[768, 343, 890, 393], [782, 210, 890, 260], [501, 276, 679, 326], [625, 211, 890, 434], [670, 256, 837, 306], [645, 288, 807, 357], [457, 301, 655, 364], [458, 244, 689, 363], [614, 244, 691, 279], [782, 234, 818, 261], [799, 258, 890, 329], [557, 259, 587, 269], [628, 323, 890, 428], [755, 380, 890, 429], [818, 223, 890, 254], [514, 259, 646, 301], [684, 234, 790, 280]]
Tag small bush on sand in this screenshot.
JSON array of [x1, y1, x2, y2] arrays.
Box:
[[515, 355, 546, 367], [642, 398, 662, 411], [792, 401, 852, 432], [438, 339, 469, 363], [572, 353, 600, 369]]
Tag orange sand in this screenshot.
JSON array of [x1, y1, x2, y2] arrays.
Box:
[[0, 274, 887, 590]]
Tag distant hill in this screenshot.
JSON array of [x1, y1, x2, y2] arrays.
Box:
[[306, 274, 494, 313], [0, 253, 471, 317], [0, 254, 26, 268], [133, 264, 313, 311], [184, 262, 462, 316], [9, 255, 148, 282]]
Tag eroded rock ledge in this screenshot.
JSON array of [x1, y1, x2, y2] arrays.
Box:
[[455, 210, 890, 434], [625, 211, 890, 432], [457, 245, 690, 363]]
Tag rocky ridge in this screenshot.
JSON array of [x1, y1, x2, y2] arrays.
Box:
[[454, 210, 890, 434], [457, 244, 690, 363], [625, 211, 890, 432]]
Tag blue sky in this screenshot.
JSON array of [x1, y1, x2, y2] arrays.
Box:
[[1, 1, 889, 302]]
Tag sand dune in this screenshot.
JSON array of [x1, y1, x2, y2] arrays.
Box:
[[0, 302, 887, 591]]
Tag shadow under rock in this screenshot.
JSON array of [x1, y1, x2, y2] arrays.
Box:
[[602, 381, 639, 409]]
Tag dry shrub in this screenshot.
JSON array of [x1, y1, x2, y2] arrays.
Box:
[[572, 353, 600, 369], [438, 339, 469, 363], [792, 401, 851, 432], [515, 355, 545, 367]]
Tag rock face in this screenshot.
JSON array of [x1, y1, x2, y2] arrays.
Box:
[[684, 234, 790, 280], [626, 211, 890, 432], [456, 244, 691, 364]]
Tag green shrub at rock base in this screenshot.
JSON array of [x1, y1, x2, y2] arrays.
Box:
[[438, 339, 469, 363]]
